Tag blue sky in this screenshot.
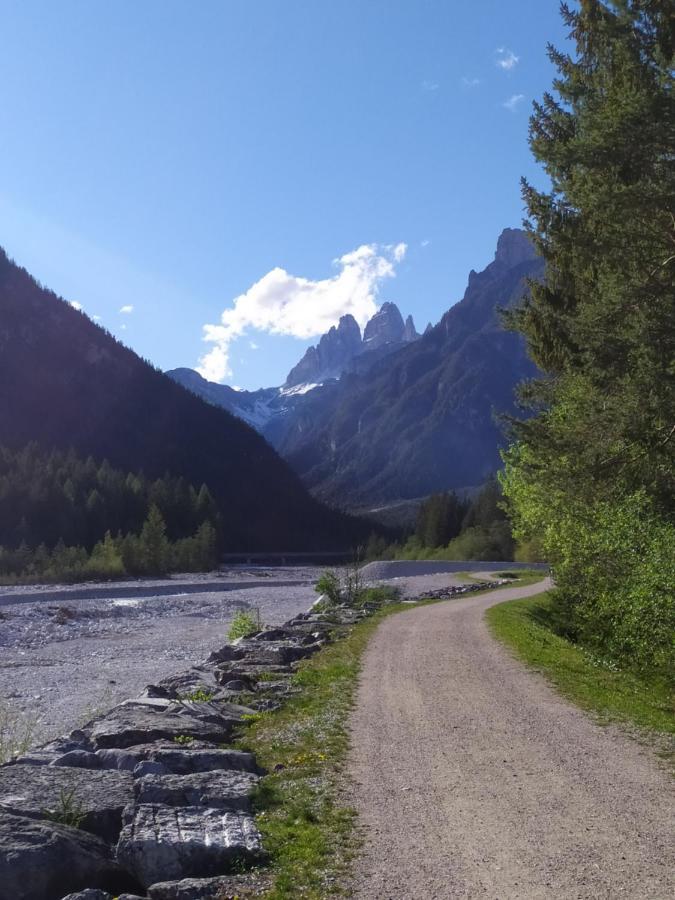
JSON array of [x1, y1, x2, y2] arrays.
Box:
[[0, 1, 569, 389]]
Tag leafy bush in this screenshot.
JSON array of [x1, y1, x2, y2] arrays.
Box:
[[228, 609, 261, 641], [314, 560, 365, 609], [444, 521, 514, 561], [314, 562, 400, 611], [314, 570, 342, 606], [0, 702, 35, 764], [502, 449, 674, 673], [353, 585, 400, 609]]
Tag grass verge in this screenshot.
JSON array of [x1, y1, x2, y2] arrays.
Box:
[[487, 593, 674, 740], [237, 573, 544, 898], [454, 568, 545, 586]]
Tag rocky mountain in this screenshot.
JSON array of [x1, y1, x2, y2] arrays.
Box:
[[285, 314, 362, 387], [169, 301, 421, 436], [0, 247, 367, 550], [168, 228, 541, 509], [363, 301, 412, 349], [285, 303, 419, 388], [278, 228, 543, 505]]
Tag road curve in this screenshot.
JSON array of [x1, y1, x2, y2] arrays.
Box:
[[347, 580, 674, 899]]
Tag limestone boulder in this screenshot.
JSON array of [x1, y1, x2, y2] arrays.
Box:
[[116, 805, 264, 887], [0, 809, 133, 900], [59, 891, 112, 900], [134, 770, 258, 811], [0, 764, 134, 843], [89, 703, 236, 749], [145, 748, 259, 775], [147, 873, 267, 899]]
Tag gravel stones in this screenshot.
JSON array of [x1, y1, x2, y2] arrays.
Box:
[[0, 574, 357, 897], [0, 764, 134, 842], [116, 805, 264, 887]]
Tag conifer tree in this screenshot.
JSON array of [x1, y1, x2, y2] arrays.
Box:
[[139, 505, 170, 575], [502, 0, 674, 670]]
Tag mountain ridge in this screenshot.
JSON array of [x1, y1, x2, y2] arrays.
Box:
[[281, 227, 542, 504], [0, 247, 366, 550], [168, 228, 542, 509]]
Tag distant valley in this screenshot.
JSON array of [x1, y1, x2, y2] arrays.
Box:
[[168, 299, 424, 436], [168, 228, 542, 512]]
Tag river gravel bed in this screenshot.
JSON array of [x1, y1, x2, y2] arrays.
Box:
[[0, 567, 324, 747], [0, 563, 501, 750]]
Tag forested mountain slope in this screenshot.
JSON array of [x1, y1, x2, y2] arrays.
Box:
[[0, 248, 364, 550]]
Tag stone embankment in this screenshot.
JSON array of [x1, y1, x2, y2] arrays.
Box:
[[0, 578, 505, 900]]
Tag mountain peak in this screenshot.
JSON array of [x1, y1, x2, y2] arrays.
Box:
[[403, 314, 419, 342], [363, 302, 406, 349], [285, 313, 362, 387], [494, 228, 537, 269]]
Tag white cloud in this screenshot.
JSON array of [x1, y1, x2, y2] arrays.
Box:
[[249, 341, 259, 350], [119, 304, 134, 314], [422, 80, 439, 91], [69, 300, 83, 311], [461, 76, 481, 88], [198, 242, 407, 383], [421, 239, 431, 248], [503, 93, 525, 112], [496, 48, 519, 71], [92, 314, 102, 322]]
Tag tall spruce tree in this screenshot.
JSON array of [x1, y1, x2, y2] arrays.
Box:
[[502, 1, 674, 670]]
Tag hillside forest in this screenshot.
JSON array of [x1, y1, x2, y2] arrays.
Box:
[[0, 444, 221, 581]]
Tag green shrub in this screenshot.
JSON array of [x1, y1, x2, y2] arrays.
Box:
[[502, 447, 675, 673], [314, 570, 342, 606], [228, 609, 261, 641], [354, 585, 400, 609]]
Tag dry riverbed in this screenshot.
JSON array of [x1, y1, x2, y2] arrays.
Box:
[[0, 561, 533, 754], [0, 567, 324, 747]]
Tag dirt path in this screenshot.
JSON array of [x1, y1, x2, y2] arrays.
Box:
[[348, 580, 674, 899]]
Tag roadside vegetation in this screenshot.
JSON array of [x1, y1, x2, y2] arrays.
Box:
[[228, 609, 262, 641], [500, 2, 674, 677], [367, 478, 540, 564], [238, 571, 539, 898], [488, 593, 674, 740], [0, 700, 36, 765]]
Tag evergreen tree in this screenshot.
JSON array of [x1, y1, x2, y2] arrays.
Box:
[[139, 505, 170, 575], [194, 520, 218, 569], [502, 1, 675, 670], [416, 492, 468, 548]]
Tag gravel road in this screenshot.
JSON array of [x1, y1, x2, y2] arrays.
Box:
[[348, 580, 674, 899]]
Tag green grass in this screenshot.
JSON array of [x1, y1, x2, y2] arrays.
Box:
[[236, 614, 387, 898], [487, 593, 674, 739], [237, 573, 545, 898]]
